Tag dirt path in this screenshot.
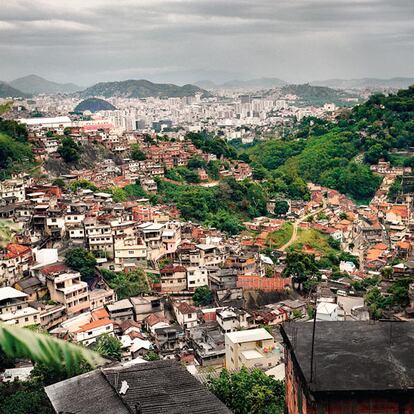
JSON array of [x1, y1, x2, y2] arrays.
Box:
[[278, 204, 326, 251]]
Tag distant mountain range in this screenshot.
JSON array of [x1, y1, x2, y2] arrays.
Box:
[[196, 77, 288, 90], [0, 81, 29, 98], [80, 79, 208, 98], [74, 98, 116, 113], [311, 77, 414, 90], [9, 74, 82, 95]]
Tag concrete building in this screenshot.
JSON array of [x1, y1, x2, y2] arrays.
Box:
[[316, 302, 339, 321], [106, 299, 134, 323], [173, 302, 198, 329], [46, 271, 90, 316], [130, 295, 163, 321], [186, 266, 208, 291], [225, 328, 281, 371], [217, 307, 251, 333], [160, 265, 187, 293]]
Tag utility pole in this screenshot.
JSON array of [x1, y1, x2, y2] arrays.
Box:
[[309, 287, 318, 383]]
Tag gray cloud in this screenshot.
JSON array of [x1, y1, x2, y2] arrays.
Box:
[[0, 0, 413, 85]]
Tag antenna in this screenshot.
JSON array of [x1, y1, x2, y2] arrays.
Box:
[[309, 288, 318, 383]]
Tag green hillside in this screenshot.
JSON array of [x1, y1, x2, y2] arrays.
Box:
[[246, 85, 414, 202], [81, 79, 209, 99], [0, 82, 28, 98], [74, 98, 116, 112], [279, 83, 359, 106], [0, 115, 33, 180]]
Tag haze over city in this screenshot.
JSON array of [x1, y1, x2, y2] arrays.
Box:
[[1, 1, 414, 414], [1, 0, 414, 85]]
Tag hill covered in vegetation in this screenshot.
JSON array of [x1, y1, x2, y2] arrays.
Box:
[[80, 79, 209, 98], [245, 85, 414, 203], [0, 114, 33, 179], [0, 82, 29, 98], [74, 98, 116, 113], [10, 74, 81, 95], [278, 83, 358, 106]]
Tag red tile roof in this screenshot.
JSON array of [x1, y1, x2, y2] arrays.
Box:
[[76, 318, 113, 333], [176, 302, 196, 314], [5, 243, 31, 259], [160, 265, 186, 273]]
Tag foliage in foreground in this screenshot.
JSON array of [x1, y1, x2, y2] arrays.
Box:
[[0, 350, 94, 414], [0, 324, 104, 373], [208, 367, 285, 414]]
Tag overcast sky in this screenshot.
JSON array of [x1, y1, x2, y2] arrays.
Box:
[[1, 0, 413, 85]]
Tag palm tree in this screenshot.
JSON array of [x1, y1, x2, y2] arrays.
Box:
[[0, 324, 104, 373]]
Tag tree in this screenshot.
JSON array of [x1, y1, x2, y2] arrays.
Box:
[[274, 200, 289, 216], [238, 153, 251, 164], [187, 156, 206, 170], [380, 266, 393, 279], [64, 248, 97, 281], [193, 286, 213, 306], [130, 144, 146, 161], [327, 236, 340, 250], [109, 186, 127, 202], [1, 329, 94, 412], [124, 182, 147, 198], [339, 212, 348, 220], [52, 178, 65, 189], [30, 360, 91, 387], [0, 133, 33, 177], [252, 165, 268, 180], [208, 367, 285, 414], [94, 334, 122, 361], [69, 179, 98, 192], [0, 118, 28, 143], [205, 209, 244, 235], [0, 380, 54, 414], [282, 251, 320, 291], [102, 268, 150, 300], [143, 350, 160, 361], [57, 137, 81, 163], [364, 143, 385, 164]]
